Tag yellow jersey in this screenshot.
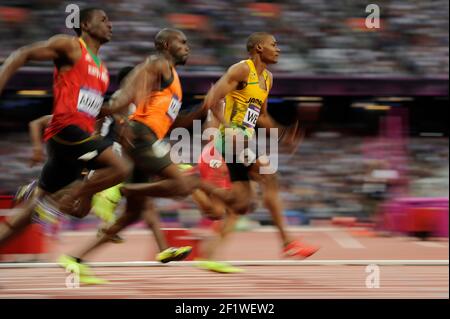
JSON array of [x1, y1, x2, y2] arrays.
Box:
[[220, 59, 271, 137]]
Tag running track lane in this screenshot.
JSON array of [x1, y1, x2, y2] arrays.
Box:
[[0, 265, 448, 298]]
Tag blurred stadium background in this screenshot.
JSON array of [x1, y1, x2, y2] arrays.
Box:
[[0, 0, 448, 231], [0, 0, 448, 284]]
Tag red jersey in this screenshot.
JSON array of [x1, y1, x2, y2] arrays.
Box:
[[198, 143, 231, 189], [44, 38, 109, 140]]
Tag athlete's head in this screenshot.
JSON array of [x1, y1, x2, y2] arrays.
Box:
[[247, 32, 280, 64], [74, 8, 112, 44], [154, 28, 190, 65]]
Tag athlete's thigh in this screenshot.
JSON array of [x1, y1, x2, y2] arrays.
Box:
[[128, 121, 172, 176], [229, 181, 253, 205], [86, 142, 126, 171], [38, 150, 83, 194]]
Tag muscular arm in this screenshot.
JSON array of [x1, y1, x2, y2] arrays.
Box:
[[256, 72, 283, 130], [256, 72, 304, 149], [257, 100, 284, 131], [101, 57, 161, 117], [29, 115, 52, 166], [203, 62, 249, 126], [170, 98, 225, 130], [170, 104, 207, 130], [0, 35, 78, 94]]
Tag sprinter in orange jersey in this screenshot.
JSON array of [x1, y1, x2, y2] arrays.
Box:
[[58, 29, 208, 277]]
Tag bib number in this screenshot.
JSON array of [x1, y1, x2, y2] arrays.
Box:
[[166, 96, 182, 121], [243, 104, 260, 129], [77, 88, 104, 118]]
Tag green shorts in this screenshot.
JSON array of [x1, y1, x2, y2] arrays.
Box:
[[127, 121, 172, 183]]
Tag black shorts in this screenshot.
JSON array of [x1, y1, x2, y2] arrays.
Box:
[[38, 125, 113, 193], [217, 129, 260, 183], [225, 162, 251, 182], [127, 121, 172, 183]]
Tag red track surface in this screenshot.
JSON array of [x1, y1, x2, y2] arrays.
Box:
[[0, 228, 448, 299]]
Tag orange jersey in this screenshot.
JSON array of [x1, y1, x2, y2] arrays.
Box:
[[129, 67, 182, 139]]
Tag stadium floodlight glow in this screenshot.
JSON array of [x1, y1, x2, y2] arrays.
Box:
[[420, 132, 444, 137], [351, 102, 371, 108], [299, 102, 322, 108], [17, 90, 48, 96], [287, 97, 323, 102], [375, 97, 414, 102], [364, 104, 391, 111]]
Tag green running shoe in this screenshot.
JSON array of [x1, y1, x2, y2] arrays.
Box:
[[156, 246, 192, 263], [58, 254, 109, 285], [195, 260, 244, 274]]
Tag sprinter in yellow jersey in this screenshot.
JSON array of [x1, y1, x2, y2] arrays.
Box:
[[198, 33, 319, 272]]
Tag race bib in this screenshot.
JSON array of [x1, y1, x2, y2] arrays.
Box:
[[243, 104, 260, 129], [166, 96, 182, 121], [77, 88, 104, 118]]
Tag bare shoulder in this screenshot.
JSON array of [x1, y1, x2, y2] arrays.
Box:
[[47, 34, 79, 50], [144, 55, 167, 74], [227, 60, 250, 81]]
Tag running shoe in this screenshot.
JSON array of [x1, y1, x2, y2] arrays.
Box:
[[58, 254, 109, 285], [156, 246, 193, 263], [195, 259, 244, 273], [282, 240, 320, 259]]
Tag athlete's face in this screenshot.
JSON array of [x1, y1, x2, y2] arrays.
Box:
[[169, 32, 190, 65], [86, 10, 113, 44], [260, 36, 280, 64]]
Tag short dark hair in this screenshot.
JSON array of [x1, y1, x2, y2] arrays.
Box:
[[117, 66, 134, 85], [73, 7, 102, 37], [246, 32, 272, 53]]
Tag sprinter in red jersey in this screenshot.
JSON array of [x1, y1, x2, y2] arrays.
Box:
[[0, 8, 131, 268]]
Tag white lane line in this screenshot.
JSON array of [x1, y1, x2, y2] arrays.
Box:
[[58, 226, 346, 237], [0, 259, 448, 268], [326, 231, 365, 249]]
